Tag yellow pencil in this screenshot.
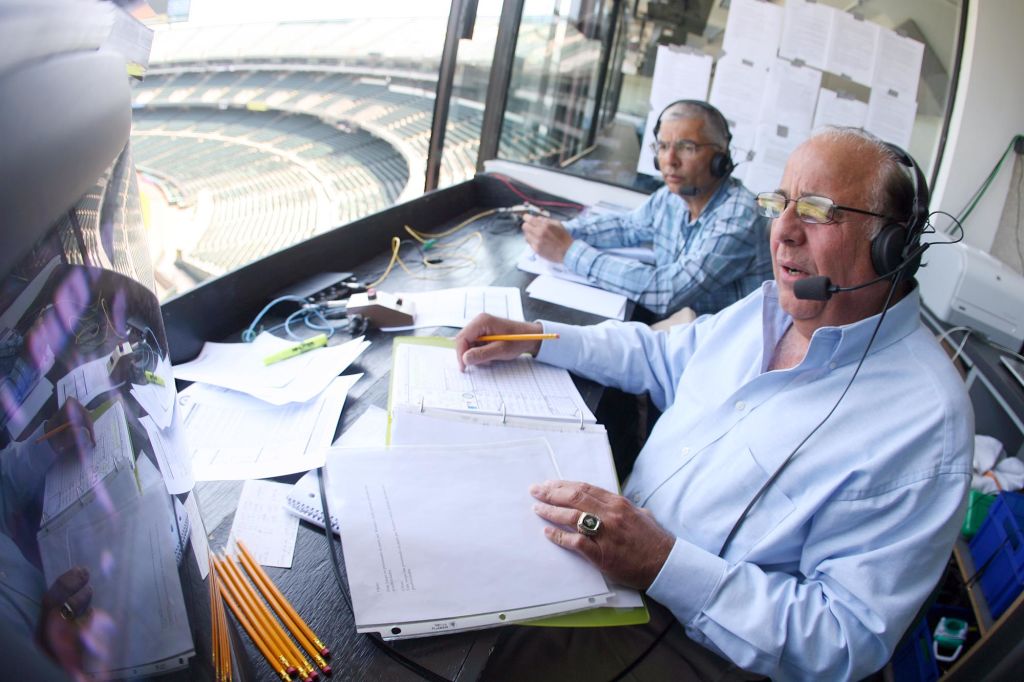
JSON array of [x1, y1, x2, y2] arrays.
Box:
[[234, 549, 331, 673], [218, 576, 290, 682], [34, 421, 72, 444], [237, 540, 331, 659], [475, 333, 560, 342], [214, 557, 297, 679], [219, 554, 313, 680]]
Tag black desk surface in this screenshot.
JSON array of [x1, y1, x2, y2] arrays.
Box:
[[182, 177, 630, 681]]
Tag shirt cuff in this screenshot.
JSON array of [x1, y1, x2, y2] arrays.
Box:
[[563, 240, 600, 280], [535, 320, 585, 369], [647, 537, 728, 625]]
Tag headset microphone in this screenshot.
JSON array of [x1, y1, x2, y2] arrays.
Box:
[[793, 241, 932, 301]]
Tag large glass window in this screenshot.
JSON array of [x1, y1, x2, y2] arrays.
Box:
[[499, 0, 966, 193], [134, 1, 966, 302], [134, 2, 460, 301]]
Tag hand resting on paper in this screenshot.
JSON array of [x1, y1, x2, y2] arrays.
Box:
[[521, 214, 573, 263], [454, 314, 544, 372], [38, 566, 93, 672], [530, 480, 674, 590]]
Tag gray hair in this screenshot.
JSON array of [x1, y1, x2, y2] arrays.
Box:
[[809, 126, 916, 239], [660, 102, 730, 150]]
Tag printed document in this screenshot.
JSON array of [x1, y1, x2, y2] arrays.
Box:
[[181, 373, 361, 480], [382, 286, 525, 331], [172, 332, 368, 405], [526, 274, 627, 320], [327, 440, 612, 638], [391, 342, 595, 423], [38, 456, 193, 676], [41, 400, 133, 525]]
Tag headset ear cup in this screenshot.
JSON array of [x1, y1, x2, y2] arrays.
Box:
[[710, 151, 732, 178], [653, 154, 660, 171], [870, 224, 909, 277]]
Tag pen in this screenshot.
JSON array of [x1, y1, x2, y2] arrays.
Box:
[[476, 333, 560, 342], [263, 333, 328, 366]]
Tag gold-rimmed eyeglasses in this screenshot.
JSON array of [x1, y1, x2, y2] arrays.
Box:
[[650, 139, 720, 156], [755, 191, 889, 225]]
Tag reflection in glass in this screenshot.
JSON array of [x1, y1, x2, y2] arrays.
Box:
[[1, 144, 206, 678]]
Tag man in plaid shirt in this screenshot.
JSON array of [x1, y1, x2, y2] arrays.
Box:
[[522, 101, 771, 319]]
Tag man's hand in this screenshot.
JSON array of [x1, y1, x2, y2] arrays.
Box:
[[454, 314, 545, 372], [521, 214, 573, 263], [530, 480, 675, 590], [37, 566, 93, 672], [42, 397, 95, 456]]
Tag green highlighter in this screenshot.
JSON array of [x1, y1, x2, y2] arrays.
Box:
[[263, 333, 328, 366]]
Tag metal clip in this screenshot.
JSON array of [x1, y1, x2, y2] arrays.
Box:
[[500, 401, 507, 424], [418, 396, 425, 413], [577, 410, 585, 431]]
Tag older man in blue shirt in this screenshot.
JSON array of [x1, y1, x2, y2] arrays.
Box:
[[456, 128, 973, 680], [521, 101, 771, 318]]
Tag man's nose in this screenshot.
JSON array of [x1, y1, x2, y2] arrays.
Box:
[[773, 201, 806, 242]]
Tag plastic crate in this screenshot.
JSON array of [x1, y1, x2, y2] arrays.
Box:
[[890, 616, 940, 682], [968, 492, 1024, 620], [961, 490, 996, 539]]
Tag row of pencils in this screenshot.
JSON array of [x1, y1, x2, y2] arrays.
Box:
[[209, 540, 333, 681]]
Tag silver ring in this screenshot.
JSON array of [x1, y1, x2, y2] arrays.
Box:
[[60, 601, 75, 621], [576, 512, 601, 537]]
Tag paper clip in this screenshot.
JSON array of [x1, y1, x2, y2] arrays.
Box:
[[418, 396, 425, 413], [500, 401, 507, 424], [577, 410, 585, 431]]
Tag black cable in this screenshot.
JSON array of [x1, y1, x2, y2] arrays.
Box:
[[718, 276, 901, 558], [316, 467, 453, 682], [605, 619, 675, 682]]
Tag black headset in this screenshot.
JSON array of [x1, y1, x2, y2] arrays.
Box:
[[869, 142, 930, 280], [652, 99, 734, 178]]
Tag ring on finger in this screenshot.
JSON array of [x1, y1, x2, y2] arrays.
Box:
[[576, 512, 601, 537]]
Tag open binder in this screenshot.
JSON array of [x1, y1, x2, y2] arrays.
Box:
[[386, 336, 648, 628]]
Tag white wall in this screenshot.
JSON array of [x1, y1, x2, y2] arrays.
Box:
[[932, 0, 1024, 251]]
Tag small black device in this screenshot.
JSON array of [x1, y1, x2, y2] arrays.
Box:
[[274, 272, 363, 304], [652, 99, 734, 179]]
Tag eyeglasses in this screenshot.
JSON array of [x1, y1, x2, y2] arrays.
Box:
[[755, 191, 888, 225], [650, 139, 719, 156]]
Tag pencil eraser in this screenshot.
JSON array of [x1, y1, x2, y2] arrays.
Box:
[[286, 665, 298, 677], [309, 672, 319, 681], [321, 665, 333, 676], [320, 647, 331, 658]]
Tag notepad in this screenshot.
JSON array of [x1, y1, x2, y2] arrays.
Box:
[[385, 337, 647, 628], [389, 336, 596, 426]]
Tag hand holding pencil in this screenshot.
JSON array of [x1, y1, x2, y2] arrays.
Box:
[[454, 313, 554, 372], [35, 396, 95, 454]]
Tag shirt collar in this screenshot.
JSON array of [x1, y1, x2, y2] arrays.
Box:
[[760, 280, 922, 369]]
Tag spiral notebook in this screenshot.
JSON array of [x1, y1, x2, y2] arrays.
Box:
[[285, 469, 339, 534]]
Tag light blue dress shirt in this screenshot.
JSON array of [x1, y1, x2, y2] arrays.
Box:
[[562, 178, 771, 316], [537, 281, 973, 680], [1, 433, 57, 633]]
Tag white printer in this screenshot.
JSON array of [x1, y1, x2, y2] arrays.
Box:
[[917, 240, 1024, 350]]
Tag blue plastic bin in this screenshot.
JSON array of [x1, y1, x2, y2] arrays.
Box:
[[890, 616, 940, 682], [968, 491, 1024, 620]]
